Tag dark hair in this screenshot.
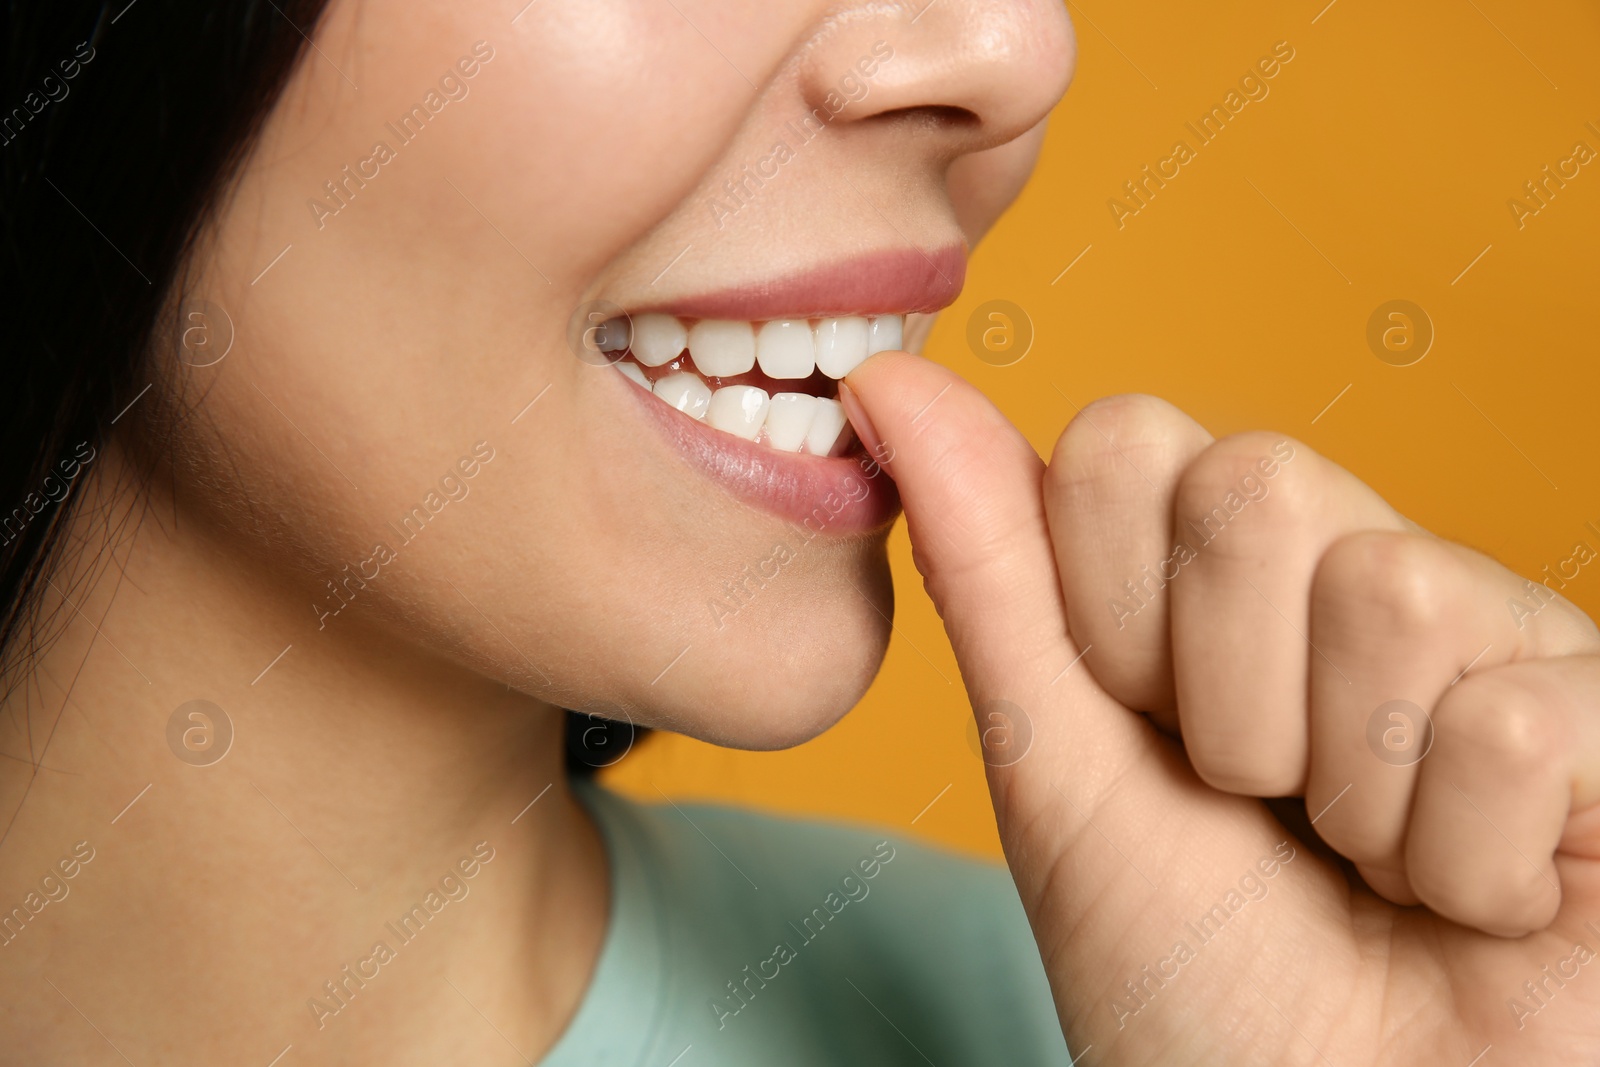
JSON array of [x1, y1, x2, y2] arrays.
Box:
[[0, 1, 330, 690]]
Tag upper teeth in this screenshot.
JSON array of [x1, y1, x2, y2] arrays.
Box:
[[617, 314, 902, 382], [756, 319, 814, 379], [814, 316, 871, 378], [631, 314, 688, 367], [598, 312, 903, 456], [687, 319, 756, 377]]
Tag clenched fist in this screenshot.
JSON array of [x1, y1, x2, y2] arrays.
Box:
[[844, 352, 1600, 1065], [1048, 392, 1600, 939]]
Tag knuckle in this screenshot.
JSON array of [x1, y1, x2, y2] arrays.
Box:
[[1046, 393, 1191, 504], [1315, 530, 1455, 633], [1071, 393, 1183, 448], [1434, 672, 1564, 774], [1173, 433, 1305, 548]]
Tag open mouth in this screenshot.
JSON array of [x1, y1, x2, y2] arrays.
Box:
[[593, 312, 904, 457], [584, 246, 963, 532]]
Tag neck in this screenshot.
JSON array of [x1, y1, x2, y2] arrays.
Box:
[[0, 445, 606, 1064]]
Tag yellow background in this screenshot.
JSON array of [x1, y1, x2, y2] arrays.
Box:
[[607, 0, 1600, 860]]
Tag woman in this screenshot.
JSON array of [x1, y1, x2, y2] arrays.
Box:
[[6, 3, 1600, 1065], [1, 2, 1073, 1063]]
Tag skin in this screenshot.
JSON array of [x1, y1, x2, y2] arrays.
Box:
[[0, 1, 1074, 1064], [845, 354, 1600, 1063]]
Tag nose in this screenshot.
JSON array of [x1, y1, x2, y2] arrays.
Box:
[[796, 0, 1076, 159]]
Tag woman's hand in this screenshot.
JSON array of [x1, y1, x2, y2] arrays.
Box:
[[845, 352, 1600, 1065]]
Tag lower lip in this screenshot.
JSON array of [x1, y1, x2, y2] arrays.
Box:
[[620, 374, 900, 536]]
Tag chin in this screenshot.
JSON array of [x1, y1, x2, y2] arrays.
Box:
[[633, 548, 895, 751]]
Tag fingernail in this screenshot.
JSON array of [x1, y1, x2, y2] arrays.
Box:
[[837, 379, 888, 466]]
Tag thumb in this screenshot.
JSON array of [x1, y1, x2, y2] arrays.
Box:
[[841, 351, 1150, 804], [844, 353, 1334, 1060], [841, 351, 1065, 694]]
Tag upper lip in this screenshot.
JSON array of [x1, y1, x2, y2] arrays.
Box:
[[630, 245, 966, 321]]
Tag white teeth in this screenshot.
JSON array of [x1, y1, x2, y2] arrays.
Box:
[[867, 314, 903, 355], [615, 361, 650, 389], [688, 320, 756, 377], [756, 320, 816, 379], [706, 385, 770, 440], [597, 317, 631, 352], [606, 311, 908, 453], [631, 314, 687, 367], [814, 316, 870, 379], [652, 371, 712, 419], [805, 397, 848, 456], [763, 393, 818, 452]]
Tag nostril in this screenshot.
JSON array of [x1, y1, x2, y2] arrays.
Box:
[[867, 103, 981, 130]]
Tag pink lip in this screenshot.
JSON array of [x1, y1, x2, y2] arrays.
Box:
[[607, 245, 962, 530], [621, 377, 900, 536], [636, 245, 966, 320]]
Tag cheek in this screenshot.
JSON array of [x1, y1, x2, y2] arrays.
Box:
[[191, 0, 783, 541]]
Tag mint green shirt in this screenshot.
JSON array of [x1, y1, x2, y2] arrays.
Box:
[[539, 783, 1070, 1066]]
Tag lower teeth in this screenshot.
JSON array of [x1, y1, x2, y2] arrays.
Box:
[[613, 356, 853, 456]]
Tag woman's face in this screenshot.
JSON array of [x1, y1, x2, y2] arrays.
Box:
[[168, 0, 1074, 746]]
